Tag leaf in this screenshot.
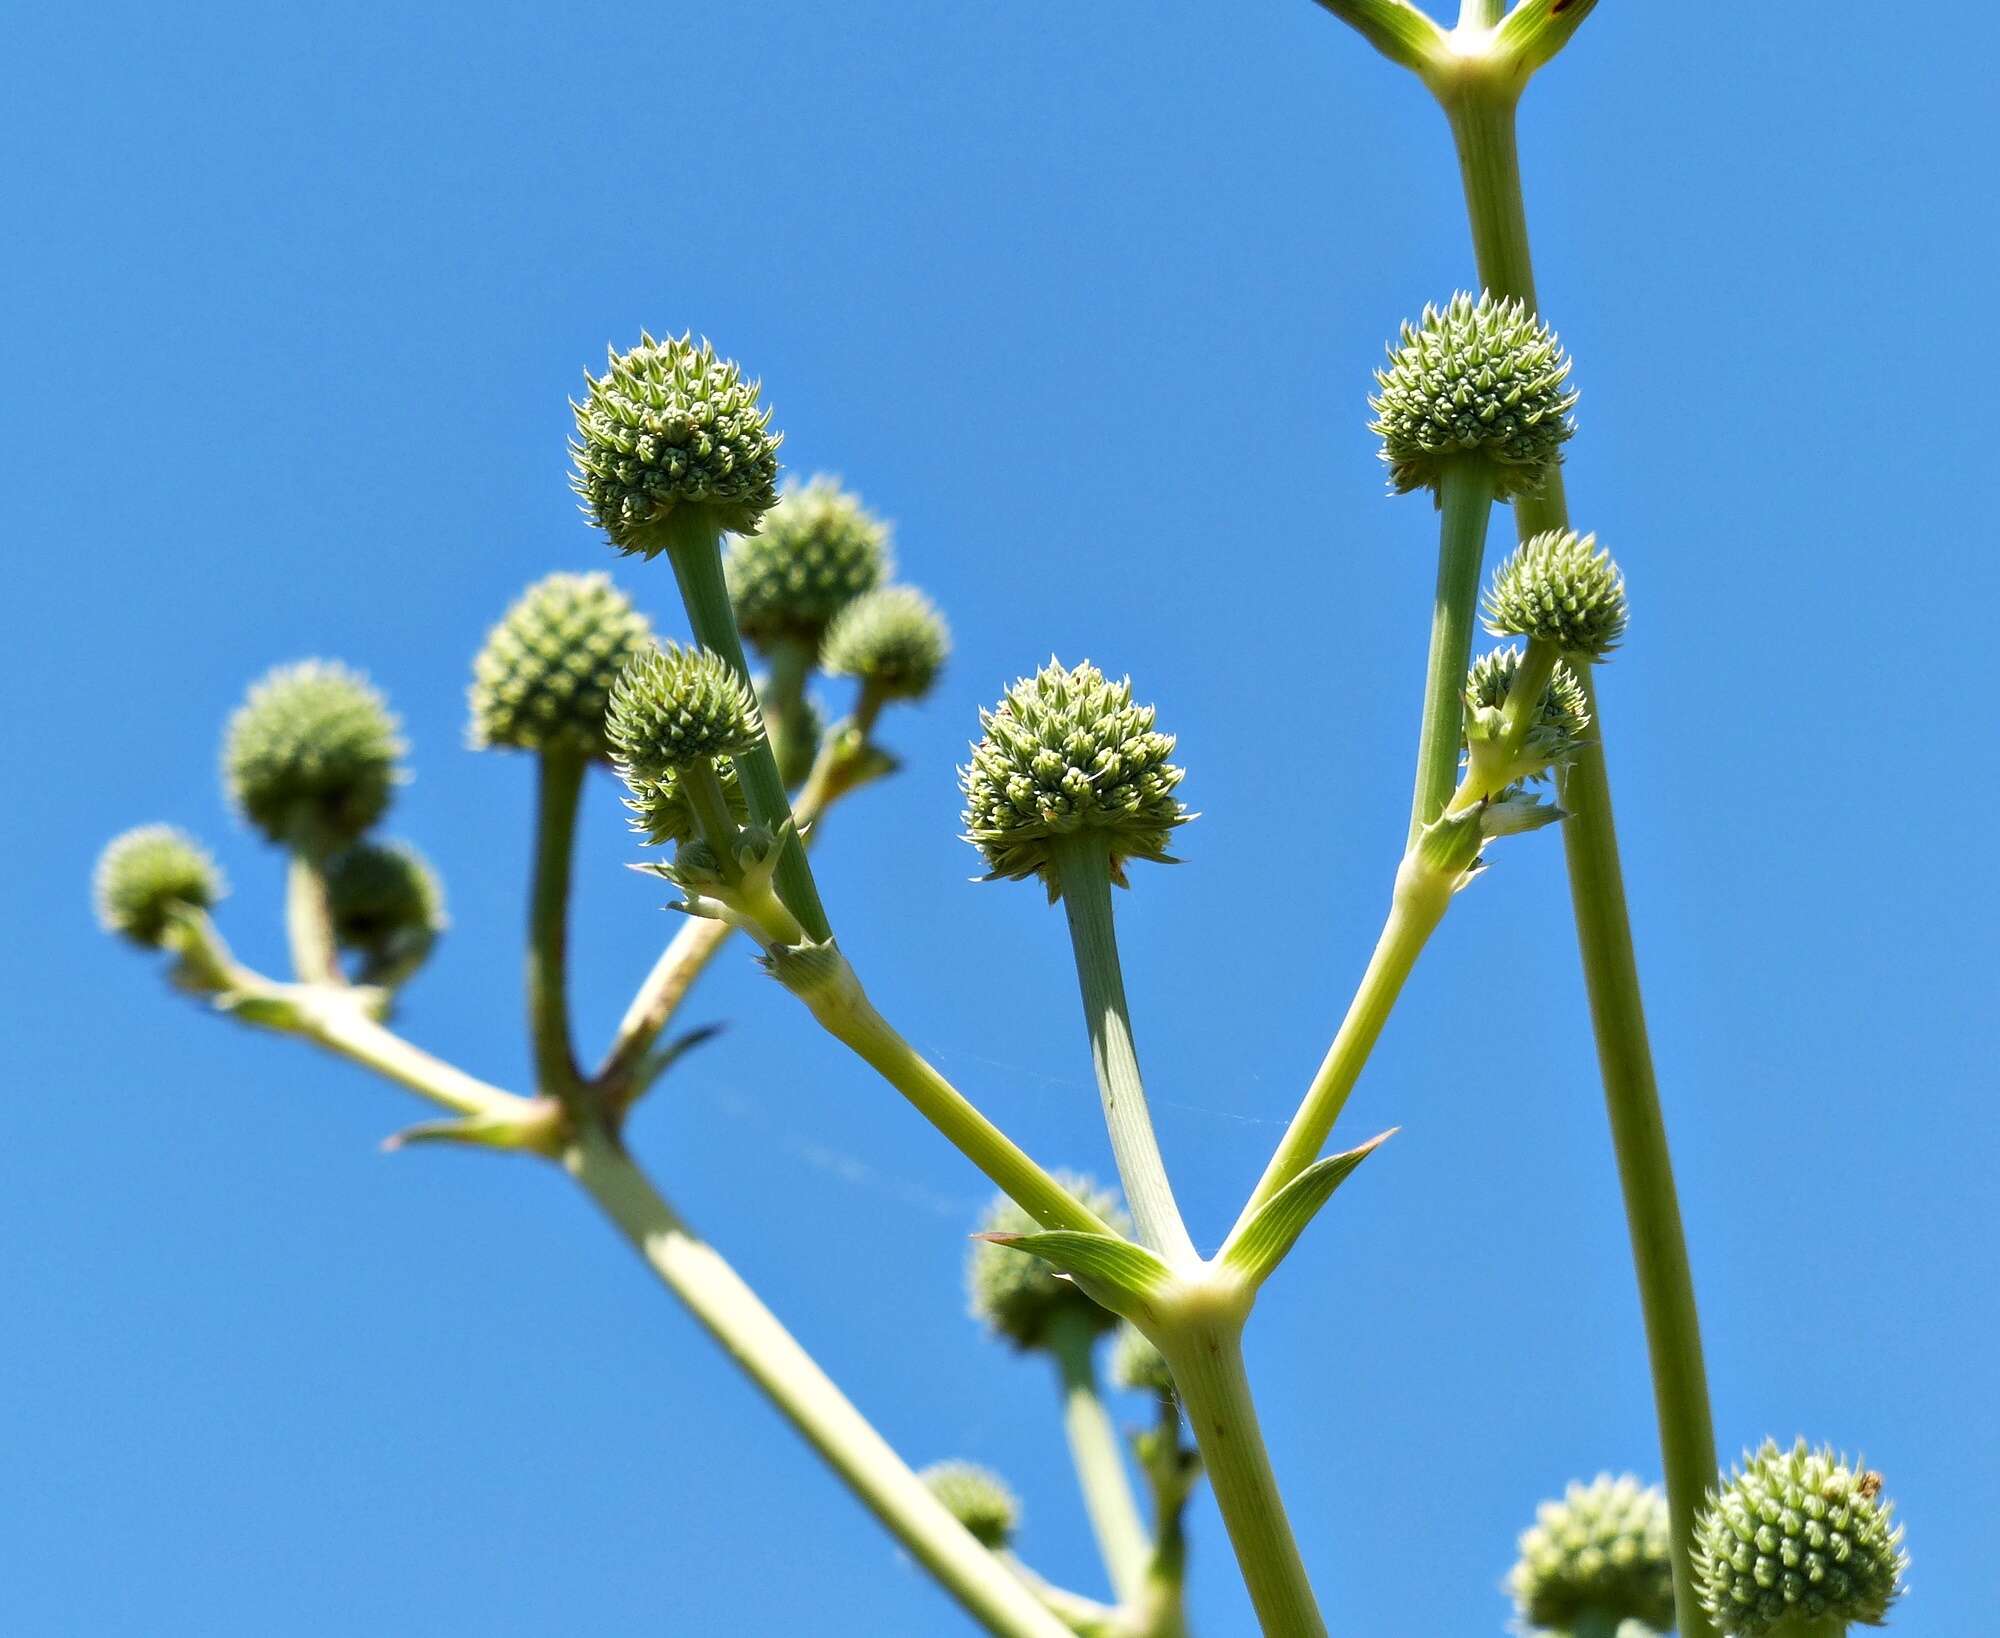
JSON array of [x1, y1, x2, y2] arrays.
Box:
[[971, 1230, 1174, 1323], [381, 1104, 564, 1158], [1221, 1130, 1395, 1291]]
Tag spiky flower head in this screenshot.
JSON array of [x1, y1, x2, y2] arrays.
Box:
[[724, 477, 891, 651], [969, 1175, 1130, 1351], [1695, 1440, 1906, 1636], [570, 332, 782, 558], [920, 1462, 1019, 1551], [606, 644, 763, 783], [1485, 530, 1628, 659], [1510, 1475, 1675, 1634], [223, 662, 404, 850], [1465, 646, 1590, 739], [469, 573, 655, 758], [1370, 291, 1577, 500], [1111, 1323, 1175, 1398], [323, 840, 446, 985], [94, 826, 225, 946], [961, 660, 1189, 892], [822, 585, 950, 704]]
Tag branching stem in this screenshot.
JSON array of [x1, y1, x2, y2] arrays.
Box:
[[1409, 458, 1498, 845], [529, 752, 586, 1102], [1046, 1307, 1151, 1605]]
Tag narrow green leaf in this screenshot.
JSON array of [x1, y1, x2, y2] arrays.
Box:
[[972, 1230, 1174, 1323], [382, 1105, 564, 1158], [1494, 0, 1601, 80], [1308, 0, 1451, 75], [1222, 1130, 1395, 1289]]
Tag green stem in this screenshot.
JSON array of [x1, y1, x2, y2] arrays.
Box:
[[1046, 1308, 1151, 1605], [1408, 457, 1497, 846], [1563, 1612, 1624, 1638], [1446, 633, 1560, 815], [285, 851, 344, 986], [288, 988, 538, 1122], [1441, 75, 1719, 1638], [1050, 837, 1195, 1264], [762, 634, 815, 783], [529, 752, 585, 1103]]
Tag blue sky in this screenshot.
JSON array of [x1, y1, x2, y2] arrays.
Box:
[[4, 2, 1994, 1632]]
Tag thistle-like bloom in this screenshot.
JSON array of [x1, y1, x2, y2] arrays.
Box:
[[94, 825, 225, 946], [1463, 645, 1592, 790], [968, 1176, 1130, 1351], [223, 662, 404, 849], [821, 585, 950, 704], [570, 332, 782, 557], [920, 1461, 1019, 1551], [1110, 1322, 1175, 1398], [469, 572, 655, 758], [1510, 1475, 1675, 1635], [1485, 530, 1629, 658], [324, 840, 447, 984], [606, 644, 764, 782], [961, 660, 1190, 891], [1695, 1440, 1906, 1636], [724, 477, 890, 651], [1370, 291, 1577, 499]]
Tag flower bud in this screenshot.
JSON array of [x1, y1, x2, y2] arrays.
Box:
[[469, 572, 655, 758], [1110, 1322, 1175, 1398], [1463, 644, 1591, 791], [1695, 1440, 1906, 1636], [323, 840, 447, 985], [1510, 1475, 1675, 1635], [1369, 291, 1577, 499], [961, 660, 1190, 892], [822, 584, 951, 704], [724, 477, 890, 651], [606, 644, 764, 784], [920, 1461, 1019, 1551], [967, 1175, 1130, 1350], [619, 764, 750, 848], [223, 661, 404, 850], [1484, 530, 1628, 658], [570, 332, 782, 557], [94, 825, 225, 946]]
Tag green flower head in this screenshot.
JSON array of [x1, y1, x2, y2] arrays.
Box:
[[821, 585, 950, 704], [920, 1462, 1019, 1552], [1695, 1440, 1906, 1636], [1510, 1475, 1675, 1634], [968, 1175, 1130, 1351], [1369, 291, 1577, 500], [324, 840, 447, 985], [725, 476, 891, 651], [469, 572, 655, 758], [223, 661, 404, 850], [1463, 644, 1592, 791], [1110, 1323, 1175, 1398], [570, 332, 782, 558], [94, 825, 225, 946], [1484, 530, 1629, 659], [606, 644, 763, 784], [961, 660, 1190, 893]]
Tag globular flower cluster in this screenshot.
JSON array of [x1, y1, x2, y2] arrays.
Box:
[[1485, 530, 1629, 659], [1370, 291, 1577, 499], [725, 477, 890, 651], [1510, 1474, 1675, 1634], [469, 573, 655, 758], [607, 645, 762, 845], [821, 584, 950, 703], [920, 1461, 1019, 1551], [1695, 1440, 1906, 1636], [1465, 646, 1591, 749], [324, 840, 447, 984], [94, 825, 225, 946], [223, 662, 404, 850], [570, 332, 782, 557], [968, 1176, 1130, 1351], [961, 660, 1190, 892]]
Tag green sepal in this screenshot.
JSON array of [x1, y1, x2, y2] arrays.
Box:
[[969, 1230, 1174, 1325], [1220, 1130, 1394, 1291], [381, 1101, 566, 1158]]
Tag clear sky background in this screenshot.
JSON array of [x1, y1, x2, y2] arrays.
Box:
[[4, 3, 1994, 1633]]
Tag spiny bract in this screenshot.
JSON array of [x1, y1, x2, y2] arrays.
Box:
[[724, 476, 890, 650], [94, 825, 225, 946], [968, 1175, 1131, 1351], [1694, 1440, 1906, 1636], [919, 1461, 1019, 1551], [223, 661, 404, 849], [606, 644, 764, 784], [324, 840, 447, 983], [1369, 291, 1578, 500], [1111, 1322, 1175, 1398], [820, 584, 950, 702], [469, 572, 655, 758], [1464, 645, 1592, 743], [961, 660, 1190, 892], [1510, 1474, 1675, 1634], [570, 332, 782, 558], [1484, 530, 1629, 658]]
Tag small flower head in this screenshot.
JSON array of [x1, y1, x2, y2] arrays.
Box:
[[606, 644, 763, 784], [1484, 530, 1628, 658], [961, 661, 1190, 893], [323, 840, 447, 985], [1369, 291, 1577, 499], [725, 477, 891, 651], [94, 825, 225, 946], [469, 573, 655, 758], [570, 332, 782, 557], [1463, 644, 1592, 794], [821, 585, 951, 704], [1465, 646, 1591, 740], [1111, 1323, 1175, 1398], [920, 1461, 1019, 1551], [1510, 1475, 1675, 1634], [1695, 1440, 1906, 1636], [968, 1175, 1130, 1351], [223, 662, 404, 850]]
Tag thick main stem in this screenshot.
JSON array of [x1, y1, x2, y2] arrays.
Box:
[[1408, 458, 1497, 846], [529, 752, 586, 1101], [1050, 837, 1196, 1264], [1046, 1308, 1151, 1605], [1444, 80, 1718, 1638]]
